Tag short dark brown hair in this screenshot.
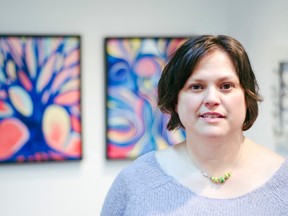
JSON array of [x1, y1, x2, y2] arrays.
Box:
[[158, 35, 263, 131]]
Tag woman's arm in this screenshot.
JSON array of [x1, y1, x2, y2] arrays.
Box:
[[101, 173, 129, 216]]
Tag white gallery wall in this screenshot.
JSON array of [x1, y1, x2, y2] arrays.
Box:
[[0, 0, 288, 215]]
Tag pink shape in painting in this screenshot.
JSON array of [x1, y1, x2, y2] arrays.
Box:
[[0, 118, 29, 160]]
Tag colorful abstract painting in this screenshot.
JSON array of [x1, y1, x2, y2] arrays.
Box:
[[105, 37, 187, 159], [0, 35, 82, 163]]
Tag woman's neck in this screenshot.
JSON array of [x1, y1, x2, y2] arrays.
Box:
[[184, 132, 246, 176]]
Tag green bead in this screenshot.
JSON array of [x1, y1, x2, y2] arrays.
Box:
[[224, 173, 230, 180], [219, 177, 225, 183]]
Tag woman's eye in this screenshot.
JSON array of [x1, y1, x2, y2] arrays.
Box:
[[191, 84, 203, 90], [220, 83, 234, 90]]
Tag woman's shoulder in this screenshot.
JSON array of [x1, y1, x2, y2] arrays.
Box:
[[272, 156, 288, 181], [248, 141, 285, 172], [122, 151, 158, 174], [258, 156, 288, 204], [117, 151, 170, 193], [241, 140, 287, 190]]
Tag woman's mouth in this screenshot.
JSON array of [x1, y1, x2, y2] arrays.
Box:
[[199, 113, 225, 119]]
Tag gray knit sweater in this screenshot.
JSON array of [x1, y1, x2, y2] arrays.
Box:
[[101, 151, 288, 216]]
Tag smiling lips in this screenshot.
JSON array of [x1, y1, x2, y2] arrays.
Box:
[[199, 112, 225, 119]]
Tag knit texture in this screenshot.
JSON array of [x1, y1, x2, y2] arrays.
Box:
[[101, 151, 288, 216]]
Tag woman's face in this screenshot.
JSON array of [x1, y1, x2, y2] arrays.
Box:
[[176, 49, 246, 138]]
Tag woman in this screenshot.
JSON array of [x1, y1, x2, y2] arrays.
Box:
[[101, 35, 288, 215]]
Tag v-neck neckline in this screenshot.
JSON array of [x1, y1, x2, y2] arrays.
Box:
[[150, 151, 288, 201]]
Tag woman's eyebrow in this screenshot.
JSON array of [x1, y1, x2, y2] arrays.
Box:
[[189, 75, 238, 82]]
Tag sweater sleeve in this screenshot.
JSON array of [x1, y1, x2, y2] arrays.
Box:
[[100, 172, 129, 216]]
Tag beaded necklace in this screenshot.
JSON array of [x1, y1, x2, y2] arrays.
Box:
[[201, 171, 232, 184]]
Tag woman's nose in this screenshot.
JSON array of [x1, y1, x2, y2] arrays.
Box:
[[204, 87, 220, 107]]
